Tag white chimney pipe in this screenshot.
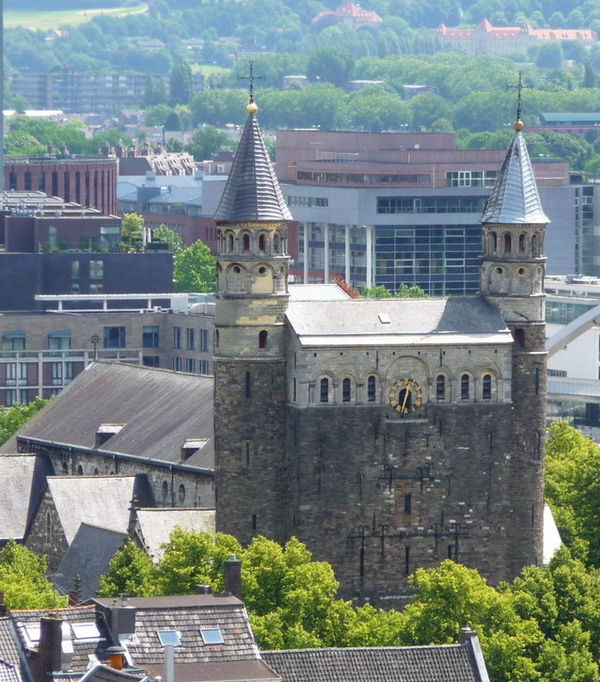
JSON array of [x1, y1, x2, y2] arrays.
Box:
[[164, 644, 175, 682]]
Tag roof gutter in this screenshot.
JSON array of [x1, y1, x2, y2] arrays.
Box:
[[16, 437, 214, 477]]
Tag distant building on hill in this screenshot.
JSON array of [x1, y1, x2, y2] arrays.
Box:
[[312, 2, 382, 30], [437, 18, 596, 55]]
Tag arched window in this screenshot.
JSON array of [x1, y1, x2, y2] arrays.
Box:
[[245, 371, 251, 399], [62, 461, 68, 474], [488, 231, 497, 252], [367, 375, 377, 402], [242, 234, 250, 251], [274, 233, 281, 254], [482, 374, 492, 400], [258, 330, 268, 349], [178, 484, 186, 504], [293, 377, 297, 402], [258, 234, 266, 251], [436, 374, 446, 400], [342, 378, 351, 402], [531, 233, 539, 257], [320, 378, 329, 403], [93, 468, 99, 476], [519, 233, 526, 253], [227, 233, 234, 252], [215, 329, 220, 349], [46, 512, 51, 542], [161, 480, 169, 505], [504, 233, 512, 254], [460, 374, 470, 400], [77, 464, 84, 476]]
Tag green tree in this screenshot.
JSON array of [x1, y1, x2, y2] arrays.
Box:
[[0, 541, 66, 610], [145, 104, 172, 127], [306, 48, 355, 88], [173, 240, 216, 292], [98, 540, 157, 598], [362, 284, 426, 298], [150, 225, 183, 255], [169, 62, 194, 106], [120, 213, 144, 252], [536, 42, 564, 69], [186, 126, 231, 162], [545, 421, 600, 565], [583, 61, 597, 88], [0, 398, 48, 445]]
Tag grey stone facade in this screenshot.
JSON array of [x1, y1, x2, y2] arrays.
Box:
[[214, 110, 547, 603]]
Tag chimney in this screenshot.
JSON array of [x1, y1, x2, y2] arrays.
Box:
[[106, 645, 126, 671], [34, 617, 62, 682], [195, 585, 212, 595], [224, 554, 242, 599], [0, 592, 7, 616], [108, 598, 136, 642], [68, 574, 81, 606], [459, 627, 490, 682]]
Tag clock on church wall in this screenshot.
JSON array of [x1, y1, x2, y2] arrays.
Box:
[[388, 378, 424, 415]]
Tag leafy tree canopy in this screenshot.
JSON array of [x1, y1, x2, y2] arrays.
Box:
[[173, 239, 216, 292], [0, 398, 48, 446]]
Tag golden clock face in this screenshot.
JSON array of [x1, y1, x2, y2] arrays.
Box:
[[388, 379, 423, 414]]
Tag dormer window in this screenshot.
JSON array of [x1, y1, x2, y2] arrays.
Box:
[[181, 438, 208, 462], [95, 423, 125, 448]]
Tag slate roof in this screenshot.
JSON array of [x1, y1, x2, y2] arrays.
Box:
[[134, 508, 215, 561], [12, 605, 111, 673], [3, 363, 214, 471], [144, 660, 281, 682], [54, 524, 128, 601], [0, 660, 20, 682], [480, 128, 549, 225], [93, 595, 260, 666], [286, 297, 512, 347], [288, 284, 350, 302], [214, 109, 292, 223], [261, 645, 485, 682], [0, 455, 52, 541], [79, 664, 147, 682], [0, 618, 29, 682], [45, 476, 150, 545]]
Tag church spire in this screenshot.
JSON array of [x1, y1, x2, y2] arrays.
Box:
[[481, 100, 548, 225], [214, 99, 292, 223]]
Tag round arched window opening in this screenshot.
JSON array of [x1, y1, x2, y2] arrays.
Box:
[[258, 266, 267, 275], [77, 464, 84, 476], [258, 234, 266, 251], [518, 267, 526, 275], [161, 480, 169, 504], [233, 265, 241, 274], [495, 267, 503, 275], [178, 484, 186, 504]]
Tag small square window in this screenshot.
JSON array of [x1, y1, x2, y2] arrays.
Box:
[[157, 630, 181, 647], [200, 628, 224, 645]]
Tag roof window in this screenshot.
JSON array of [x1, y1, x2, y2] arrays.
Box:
[[157, 630, 181, 647], [200, 628, 224, 645], [378, 313, 391, 324]]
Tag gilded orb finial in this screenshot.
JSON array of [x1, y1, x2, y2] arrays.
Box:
[[247, 101, 258, 114], [514, 120, 524, 131]]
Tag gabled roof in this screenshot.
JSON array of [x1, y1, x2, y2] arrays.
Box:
[[261, 645, 486, 682], [286, 297, 511, 347], [214, 108, 292, 223], [93, 595, 260, 666], [45, 476, 149, 545], [79, 664, 147, 682], [134, 508, 215, 561], [0, 455, 52, 541], [0, 618, 29, 682], [144, 660, 281, 682], [54, 524, 128, 601], [4, 363, 214, 471], [480, 128, 549, 225]]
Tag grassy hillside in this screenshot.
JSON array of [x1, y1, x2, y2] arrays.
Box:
[[4, 3, 147, 30]]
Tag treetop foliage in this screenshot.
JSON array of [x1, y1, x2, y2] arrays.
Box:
[[99, 527, 600, 681], [0, 398, 48, 446]]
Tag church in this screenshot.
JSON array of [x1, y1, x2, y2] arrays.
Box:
[[213, 99, 548, 604]]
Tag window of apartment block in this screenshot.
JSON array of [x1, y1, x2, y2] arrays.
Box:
[[89, 259, 104, 293], [199, 360, 210, 374], [186, 328, 195, 351], [48, 332, 71, 351], [6, 363, 27, 386], [173, 327, 181, 349], [143, 326, 160, 348], [186, 358, 196, 373], [172, 356, 182, 371], [199, 329, 209, 352], [143, 356, 160, 367], [103, 327, 126, 348], [2, 332, 26, 351]]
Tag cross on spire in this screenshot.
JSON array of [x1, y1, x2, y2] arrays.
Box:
[[508, 71, 526, 123], [239, 61, 264, 103]]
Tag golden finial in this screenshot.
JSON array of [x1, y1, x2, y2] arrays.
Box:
[[239, 61, 263, 114], [508, 71, 527, 131]]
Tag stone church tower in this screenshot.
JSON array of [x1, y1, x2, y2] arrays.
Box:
[[214, 105, 548, 604], [213, 99, 292, 544]]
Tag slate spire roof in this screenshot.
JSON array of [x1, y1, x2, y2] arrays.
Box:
[[214, 103, 292, 223], [480, 123, 549, 225]]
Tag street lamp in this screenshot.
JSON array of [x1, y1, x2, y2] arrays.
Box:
[[89, 333, 100, 361]]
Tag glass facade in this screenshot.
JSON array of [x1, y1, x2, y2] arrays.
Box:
[[375, 224, 481, 295]]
